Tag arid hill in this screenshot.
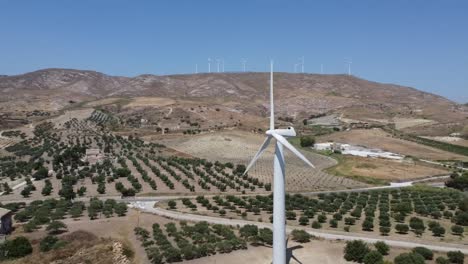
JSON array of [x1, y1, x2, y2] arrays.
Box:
[[0, 68, 467, 135]]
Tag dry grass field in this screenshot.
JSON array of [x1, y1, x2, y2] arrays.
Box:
[[393, 117, 437, 130], [83, 97, 125, 107], [319, 128, 468, 161], [123, 97, 176, 109], [326, 155, 449, 182], [160, 131, 367, 192]]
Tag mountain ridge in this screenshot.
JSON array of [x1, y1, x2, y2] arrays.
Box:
[[0, 68, 466, 136]]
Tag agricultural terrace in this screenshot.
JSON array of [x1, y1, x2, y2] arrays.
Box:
[[0, 116, 276, 202], [160, 131, 367, 192], [161, 187, 468, 245]]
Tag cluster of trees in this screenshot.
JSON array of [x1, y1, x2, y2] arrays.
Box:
[[87, 198, 127, 219], [300, 135, 316, 147], [1, 130, 26, 138], [20, 177, 36, 197], [5, 198, 127, 232], [189, 188, 467, 238], [239, 224, 273, 245], [344, 240, 465, 264], [39, 235, 67, 252], [446, 172, 468, 192], [0, 236, 33, 260], [135, 221, 247, 264]]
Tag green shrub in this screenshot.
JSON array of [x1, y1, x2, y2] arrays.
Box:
[[435, 256, 449, 264], [374, 241, 389, 256], [363, 250, 383, 264], [344, 240, 370, 263], [412, 247, 433, 260], [40, 235, 59, 252], [0, 236, 33, 259], [394, 252, 425, 264], [300, 135, 315, 147], [291, 229, 312, 243], [447, 251, 465, 264]]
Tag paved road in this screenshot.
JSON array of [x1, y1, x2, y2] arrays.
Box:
[[130, 201, 468, 254]]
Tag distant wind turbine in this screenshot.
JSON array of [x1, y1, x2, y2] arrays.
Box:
[[345, 58, 352, 75], [216, 59, 220, 73], [243, 60, 315, 264], [300, 56, 304, 73], [241, 58, 247, 72], [208, 58, 212, 73]]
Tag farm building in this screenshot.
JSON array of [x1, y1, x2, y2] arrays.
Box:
[[315, 142, 404, 160], [349, 121, 370, 129], [306, 114, 342, 129], [84, 148, 106, 165], [0, 208, 12, 235]]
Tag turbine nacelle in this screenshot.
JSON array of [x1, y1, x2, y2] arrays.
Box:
[[266, 127, 296, 137]]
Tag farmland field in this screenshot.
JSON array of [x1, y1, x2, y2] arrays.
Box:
[[160, 131, 367, 192], [162, 186, 468, 246], [325, 155, 449, 182]]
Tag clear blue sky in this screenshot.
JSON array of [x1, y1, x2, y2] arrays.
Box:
[[1, 1, 467, 102]]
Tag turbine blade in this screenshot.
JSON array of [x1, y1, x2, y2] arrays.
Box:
[[243, 136, 272, 175], [271, 133, 316, 168]]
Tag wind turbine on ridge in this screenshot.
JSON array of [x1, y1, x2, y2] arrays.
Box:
[[243, 60, 315, 264]]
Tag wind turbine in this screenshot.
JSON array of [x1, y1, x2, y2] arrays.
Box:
[[299, 56, 305, 73], [243, 60, 315, 264], [208, 58, 212, 73], [216, 59, 221, 73], [345, 58, 352, 75], [241, 58, 247, 72]]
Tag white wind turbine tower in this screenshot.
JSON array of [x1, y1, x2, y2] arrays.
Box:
[[243, 60, 315, 264], [208, 58, 212, 73], [346, 58, 352, 75], [216, 59, 221, 73], [241, 58, 247, 72], [300, 56, 305, 73]]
